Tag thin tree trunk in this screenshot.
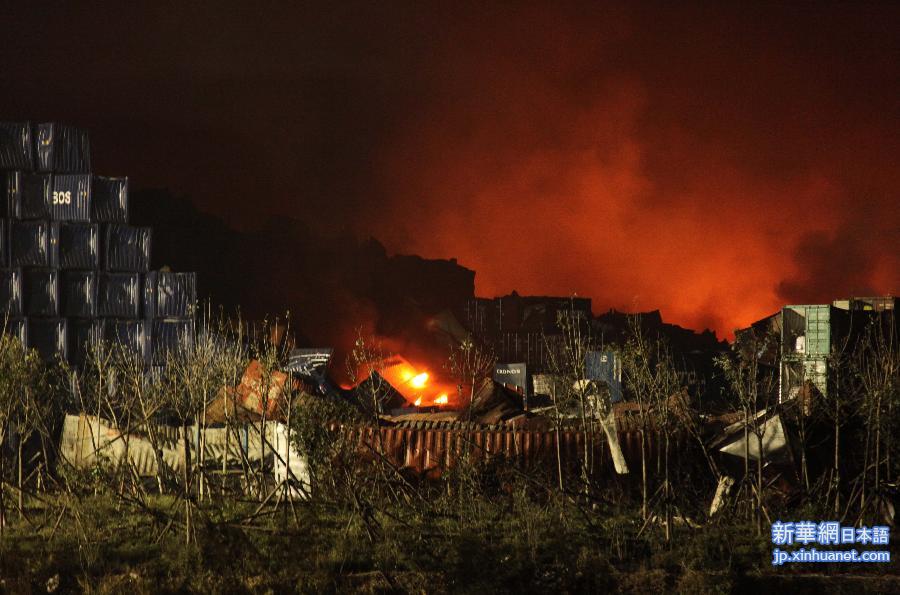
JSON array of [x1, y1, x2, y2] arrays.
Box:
[[182, 422, 192, 545]]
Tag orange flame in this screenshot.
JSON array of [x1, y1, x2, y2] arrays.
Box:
[[410, 372, 428, 389], [414, 397, 422, 407], [434, 393, 448, 405]]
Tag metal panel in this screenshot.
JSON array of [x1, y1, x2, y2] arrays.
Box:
[[35, 123, 91, 173], [61, 270, 97, 318], [104, 224, 151, 272], [103, 319, 149, 362], [91, 176, 128, 223], [68, 318, 103, 367], [0, 219, 7, 267], [1, 318, 27, 348], [10, 220, 59, 267], [0, 268, 22, 318], [58, 222, 99, 269], [0, 122, 33, 171], [151, 318, 193, 364], [49, 174, 91, 221], [5, 171, 51, 219], [27, 318, 67, 362], [143, 271, 196, 318], [98, 272, 141, 318], [23, 268, 59, 317]]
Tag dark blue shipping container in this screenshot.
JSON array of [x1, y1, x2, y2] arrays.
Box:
[[61, 270, 97, 318], [23, 268, 59, 317], [58, 222, 99, 269], [34, 123, 91, 173], [10, 220, 58, 267], [105, 224, 151, 272], [143, 271, 196, 319], [5, 171, 50, 219], [0, 123, 33, 171], [27, 318, 67, 362], [91, 176, 128, 223], [152, 318, 193, 363], [1, 318, 27, 348], [68, 318, 103, 367], [0, 219, 7, 267], [98, 272, 140, 318], [49, 174, 91, 221], [103, 319, 149, 363], [0, 268, 22, 318]]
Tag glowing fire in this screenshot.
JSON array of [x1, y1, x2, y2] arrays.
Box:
[[414, 397, 422, 407], [434, 394, 448, 405], [410, 372, 429, 388]]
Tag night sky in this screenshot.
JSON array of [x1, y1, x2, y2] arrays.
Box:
[[3, 2, 897, 338]]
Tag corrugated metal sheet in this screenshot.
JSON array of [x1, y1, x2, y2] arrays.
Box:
[[23, 268, 59, 317], [0, 220, 8, 267], [143, 271, 196, 318], [91, 176, 128, 223], [98, 271, 141, 318], [5, 171, 50, 219], [105, 224, 151, 272], [35, 123, 91, 173], [103, 319, 150, 362], [11, 220, 59, 268], [2, 318, 27, 348], [27, 317, 67, 361], [151, 318, 193, 363], [61, 270, 97, 318], [0, 268, 22, 318], [49, 174, 92, 221], [68, 318, 102, 367], [0, 123, 33, 171], [58, 222, 99, 269]]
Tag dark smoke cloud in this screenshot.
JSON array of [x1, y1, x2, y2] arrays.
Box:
[[1, 2, 897, 339]]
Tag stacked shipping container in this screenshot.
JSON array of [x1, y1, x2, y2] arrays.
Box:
[[0, 121, 197, 366]]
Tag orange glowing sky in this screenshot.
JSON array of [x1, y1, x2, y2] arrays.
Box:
[[3, 3, 896, 340]]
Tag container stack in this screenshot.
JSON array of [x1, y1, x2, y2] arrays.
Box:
[[0, 121, 197, 366]]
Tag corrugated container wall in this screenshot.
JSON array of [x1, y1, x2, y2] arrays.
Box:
[[5, 171, 50, 219], [49, 174, 91, 221], [104, 224, 151, 272], [0, 219, 7, 267], [103, 319, 149, 363], [27, 318, 67, 362], [3, 318, 27, 348], [68, 319, 102, 367], [35, 123, 91, 173], [11, 220, 58, 268], [0, 268, 22, 318], [0, 122, 33, 170], [91, 177, 128, 223], [23, 268, 59, 317], [98, 272, 140, 318], [58, 222, 99, 269], [152, 318, 193, 363], [144, 271, 197, 318], [61, 271, 97, 318]]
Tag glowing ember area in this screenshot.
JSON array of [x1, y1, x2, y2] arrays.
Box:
[[357, 355, 459, 408]]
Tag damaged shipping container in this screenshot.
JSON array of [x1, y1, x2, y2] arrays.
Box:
[[104, 224, 151, 272], [0, 122, 34, 171], [98, 272, 140, 318], [11, 220, 58, 268], [103, 319, 149, 362], [5, 171, 50, 219], [68, 318, 102, 367], [27, 318, 67, 362], [0, 268, 23, 318], [61, 271, 97, 318], [35, 123, 91, 173], [91, 176, 128, 223], [23, 268, 59, 317], [58, 222, 99, 269], [49, 174, 91, 221], [143, 271, 196, 318]]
